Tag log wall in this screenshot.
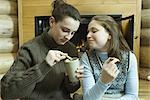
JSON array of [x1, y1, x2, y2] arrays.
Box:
[[139, 0, 150, 81], [139, 1, 150, 99], [0, 0, 18, 80]]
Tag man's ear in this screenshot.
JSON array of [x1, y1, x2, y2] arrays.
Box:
[[49, 16, 55, 27], [108, 34, 111, 40]]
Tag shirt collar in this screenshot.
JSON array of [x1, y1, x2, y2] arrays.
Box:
[[41, 30, 59, 49]]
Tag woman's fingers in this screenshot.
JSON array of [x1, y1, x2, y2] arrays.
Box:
[[106, 57, 120, 64], [76, 65, 84, 79], [76, 74, 84, 80], [102, 57, 120, 82], [76, 66, 84, 73]]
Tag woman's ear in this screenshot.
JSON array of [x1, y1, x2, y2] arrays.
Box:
[[49, 16, 55, 27]]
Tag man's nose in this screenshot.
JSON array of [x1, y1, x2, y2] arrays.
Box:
[[64, 34, 73, 40]]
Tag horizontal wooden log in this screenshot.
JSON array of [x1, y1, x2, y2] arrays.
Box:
[[0, 15, 18, 38], [141, 28, 150, 37], [139, 79, 150, 99], [0, 53, 16, 74], [140, 28, 150, 69], [0, 37, 18, 53], [140, 46, 150, 68], [142, 0, 150, 9], [0, 0, 17, 2], [139, 67, 150, 81], [0, 0, 17, 15], [141, 9, 150, 28], [140, 28, 150, 46]]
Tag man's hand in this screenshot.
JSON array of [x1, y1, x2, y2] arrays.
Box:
[[45, 50, 68, 66]]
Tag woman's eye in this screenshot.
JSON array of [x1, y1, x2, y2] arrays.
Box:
[[92, 30, 97, 33]]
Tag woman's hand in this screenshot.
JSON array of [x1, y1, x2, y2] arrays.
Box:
[[45, 50, 68, 66], [100, 57, 120, 84], [76, 65, 84, 80]]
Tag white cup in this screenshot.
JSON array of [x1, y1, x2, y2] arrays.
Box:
[[64, 58, 80, 82]]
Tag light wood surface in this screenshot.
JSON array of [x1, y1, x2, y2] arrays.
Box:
[[139, 79, 150, 100], [0, 0, 17, 15], [141, 9, 150, 28], [0, 53, 16, 74], [142, 0, 150, 9], [0, 38, 18, 53], [140, 47, 150, 68], [140, 28, 150, 68], [139, 67, 150, 80], [0, 15, 18, 38]]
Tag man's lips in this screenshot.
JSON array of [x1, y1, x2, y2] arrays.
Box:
[[60, 39, 68, 43]]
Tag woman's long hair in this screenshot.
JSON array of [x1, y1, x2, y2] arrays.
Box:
[[91, 15, 130, 60]]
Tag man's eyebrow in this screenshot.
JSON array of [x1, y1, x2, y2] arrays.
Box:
[[61, 26, 70, 31]]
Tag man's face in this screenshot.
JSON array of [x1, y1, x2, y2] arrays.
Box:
[[49, 16, 80, 45]]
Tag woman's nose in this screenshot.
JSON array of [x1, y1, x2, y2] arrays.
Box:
[[87, 32, 91, 38]]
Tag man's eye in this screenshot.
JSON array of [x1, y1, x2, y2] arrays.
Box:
[[71, 31, 76, 35], [62, 29, 69, 32]]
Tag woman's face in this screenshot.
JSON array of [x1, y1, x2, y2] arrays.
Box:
[[87, 20, 111, 51], [49, 16, 80, 45]]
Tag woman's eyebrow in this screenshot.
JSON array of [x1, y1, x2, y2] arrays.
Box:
[[88, 27, 98, 31]]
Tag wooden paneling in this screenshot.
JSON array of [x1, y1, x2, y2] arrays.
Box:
[[74, 4, 136, 15], [22, 6, 51, 17], [18, 0, 141, 63], [18, 0, 23, 46], [68, 0, 136, 5], [134, 0, 141, 63], [22, 0, 51, 6], [139, 79, 150, 99]]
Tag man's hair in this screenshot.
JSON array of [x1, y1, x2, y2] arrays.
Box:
[[51, 0, 81, 22]]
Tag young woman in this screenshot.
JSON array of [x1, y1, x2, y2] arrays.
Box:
[[81, 15, 138, 100], [1, 0, 83, 99]]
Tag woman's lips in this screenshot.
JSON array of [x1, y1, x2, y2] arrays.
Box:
[[87, 39, 94, 42], [87, 39, 94, 45]]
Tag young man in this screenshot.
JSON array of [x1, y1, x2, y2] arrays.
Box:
[[1, 0, 83, 99]]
